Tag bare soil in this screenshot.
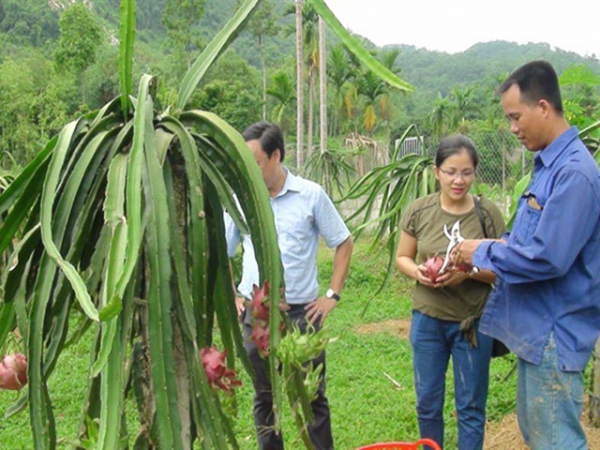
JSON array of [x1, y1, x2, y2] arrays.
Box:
[[355, 319, 600, 449]]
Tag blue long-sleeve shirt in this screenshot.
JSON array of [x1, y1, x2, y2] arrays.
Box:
[[475, 127, 600, 371]]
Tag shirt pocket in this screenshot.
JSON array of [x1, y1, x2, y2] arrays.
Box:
[[512, 204, 543, 246]]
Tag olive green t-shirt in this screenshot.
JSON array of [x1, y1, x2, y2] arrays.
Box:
[[400, 193, 507, 322]]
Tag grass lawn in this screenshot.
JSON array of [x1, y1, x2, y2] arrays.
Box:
[[0, 238, 519, 449]]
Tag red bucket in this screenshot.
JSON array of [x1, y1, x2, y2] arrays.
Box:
[[355, 438, 441, 450]]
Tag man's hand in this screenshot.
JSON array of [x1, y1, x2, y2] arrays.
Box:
[[432, 269, 470, 288], [235, 295, 246, 318], [452, 239, 484, 267], [305, 297, 337, 326]]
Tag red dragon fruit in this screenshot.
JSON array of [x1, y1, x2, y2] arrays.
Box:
[[455, 262, 474, 273], [424, 255, 445, 283], [250, 322, 272, 357], [0, 353, 28, 391], [250, 282, 270, 322], [199, 346, 242, 393]]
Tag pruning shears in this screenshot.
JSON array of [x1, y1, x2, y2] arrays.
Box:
[[438, 220, 480, 276], [439, 220, 463, 275]]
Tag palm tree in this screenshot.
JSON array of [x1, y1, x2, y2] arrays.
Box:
[[356, 48, 400, 136], [428, 92, 455, 139], [248, 0, 280, 120], [318, 16, 327, 173], [267, 71, 296, 133], [286, 1, 319, 165], [295, 0, 304, 169], [327, 44, 355, 136]]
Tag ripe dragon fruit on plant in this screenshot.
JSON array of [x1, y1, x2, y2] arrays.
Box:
[[0, 353, 28, 391], [199, 346, 242, 393], [250, 322, 272, 357], [250, 281, 270, 322]]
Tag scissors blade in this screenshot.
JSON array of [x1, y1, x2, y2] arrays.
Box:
[[439, 255, 451, 274], [443, 224, 452, 240]]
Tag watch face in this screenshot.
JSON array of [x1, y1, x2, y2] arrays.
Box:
[[326, 289, 340, 300]]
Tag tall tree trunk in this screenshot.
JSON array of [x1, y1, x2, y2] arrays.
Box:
[[295, 0, 304, 170], [259, 35, 267, 121], [307, 70, 314, 162], [319, 16, 329, 191]]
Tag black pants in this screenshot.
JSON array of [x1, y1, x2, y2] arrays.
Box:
[[242, 303, 334, 450]]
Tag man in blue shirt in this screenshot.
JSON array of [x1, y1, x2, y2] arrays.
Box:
[[454, 61, 600, 449], [225, 121, 353, 450]]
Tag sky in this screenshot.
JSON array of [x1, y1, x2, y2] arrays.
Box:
[[323, 0, 600, 60]]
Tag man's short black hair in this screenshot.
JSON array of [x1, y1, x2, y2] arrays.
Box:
[[242, 121, 285, 162], [497, 60, 563, 114]]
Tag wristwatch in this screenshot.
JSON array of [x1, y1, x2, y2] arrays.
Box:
[[325, 288, 340, 301]]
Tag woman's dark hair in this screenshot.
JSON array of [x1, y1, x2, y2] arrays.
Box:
[[435, 135, 479, 169], [497, 60, 563, 115], [242, 121, 285, 162]]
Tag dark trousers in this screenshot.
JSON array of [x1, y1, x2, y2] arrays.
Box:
[[243, 303, 334, 450]]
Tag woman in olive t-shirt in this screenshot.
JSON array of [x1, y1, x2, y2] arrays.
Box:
[[396, 135, 506, 450]]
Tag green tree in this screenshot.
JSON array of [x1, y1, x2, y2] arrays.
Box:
[[197, 80, 262, 130], [560, 64, 600, 130], [286, 1, 320, 160], [248, 0, 280, 120], [0, 54, 75, 168], [162, 0, 206, 51], [54, 3, 103, 103], [267, 71, 296, 133], [428, 92, 456, 139], [327, 44, 355, 136], [295, 0, 305, 168], [54, 4, 103, 75], [0, 0, 60, 46]]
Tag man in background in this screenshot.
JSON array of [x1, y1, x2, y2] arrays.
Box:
[[225, 121, 353, 450]]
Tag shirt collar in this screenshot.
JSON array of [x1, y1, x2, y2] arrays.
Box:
[[276, 167, 302, 198], [536, 126, 579, 168]]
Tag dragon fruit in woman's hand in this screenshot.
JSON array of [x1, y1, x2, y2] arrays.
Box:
[[424, 255, 445, 283]]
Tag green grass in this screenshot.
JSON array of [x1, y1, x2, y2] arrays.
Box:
[[0, 238, 519, 449]]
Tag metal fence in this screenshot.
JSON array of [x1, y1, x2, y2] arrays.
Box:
[[287, 129, 533, 216], [423, 130, 533, 214]]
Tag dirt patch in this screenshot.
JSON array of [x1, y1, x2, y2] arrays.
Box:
[[356, 319, 600, 448], [355, 319, 411, 339], [485, 406, 600, 449]]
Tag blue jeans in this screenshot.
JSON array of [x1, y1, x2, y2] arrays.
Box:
[[517, 334, 587, 450], [409, 310, 492, 450]]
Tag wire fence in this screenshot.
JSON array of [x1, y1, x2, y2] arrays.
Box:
[[287, 129, 533, 217], [422, 130, 534, 215]]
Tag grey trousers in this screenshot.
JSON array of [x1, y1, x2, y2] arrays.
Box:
[[242, 303, 334, 450]]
